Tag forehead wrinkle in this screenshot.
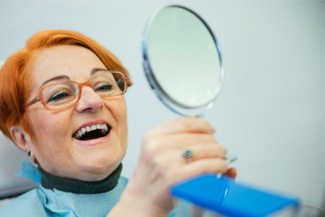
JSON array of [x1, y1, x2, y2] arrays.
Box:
[[28, 46, 107, 95]]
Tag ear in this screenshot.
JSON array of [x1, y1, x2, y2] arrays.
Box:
[[9, 125, 33, 153]]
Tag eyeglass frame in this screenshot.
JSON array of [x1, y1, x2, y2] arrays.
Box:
[[24, 70, 128, 111]]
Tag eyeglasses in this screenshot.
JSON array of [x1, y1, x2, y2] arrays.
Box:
[[25, 71, 127, 111]]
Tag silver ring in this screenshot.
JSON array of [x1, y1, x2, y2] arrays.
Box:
[[182, 148, 193, 160]]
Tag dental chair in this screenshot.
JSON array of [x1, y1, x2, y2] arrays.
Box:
[[0, 60, 36, 204], [0, 133, 36, 203]]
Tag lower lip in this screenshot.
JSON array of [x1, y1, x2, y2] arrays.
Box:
[[73, 131, 111, 147]]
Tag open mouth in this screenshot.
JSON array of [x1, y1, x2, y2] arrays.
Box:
[[72, 123, 111, 141]]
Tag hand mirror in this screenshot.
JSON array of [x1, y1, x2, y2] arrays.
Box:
[[142, 5, 223, 116], [141, 6, 305, 216], [142, 5, 239, 166]]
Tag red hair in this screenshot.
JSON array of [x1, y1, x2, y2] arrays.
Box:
[[0, 29, 132, 141]]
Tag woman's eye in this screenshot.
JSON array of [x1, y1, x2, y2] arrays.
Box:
[[47, 90, 72, 103], [94, 82, 113, 92]]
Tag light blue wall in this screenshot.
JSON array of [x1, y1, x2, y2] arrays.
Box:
[[0, 0, 324, 209]]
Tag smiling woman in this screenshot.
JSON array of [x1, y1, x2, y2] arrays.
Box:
[[0, 30, 234, 217]]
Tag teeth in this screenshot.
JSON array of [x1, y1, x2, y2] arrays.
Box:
[[74, 123, 109, 139], [103, 124, 108, 132]]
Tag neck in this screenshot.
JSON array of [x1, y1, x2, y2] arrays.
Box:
[[39, 163, 123, 194]]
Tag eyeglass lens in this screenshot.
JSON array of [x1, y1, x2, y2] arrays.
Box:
[[41, 72, 126, 109]]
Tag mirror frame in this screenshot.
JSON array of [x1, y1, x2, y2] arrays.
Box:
[[142, 5, 224, 116]]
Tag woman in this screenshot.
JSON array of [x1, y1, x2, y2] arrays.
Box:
[[0, 30, 235, 217]]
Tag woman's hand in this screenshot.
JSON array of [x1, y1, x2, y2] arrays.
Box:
[[109, 117, 235, 217]]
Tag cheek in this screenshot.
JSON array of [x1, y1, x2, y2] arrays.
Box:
[[27, 113, 48, 138], [119, 103, 128, 151], [105, 99, 128, 145], [27, 111, 72, 144], [105, 97, 127, 123]]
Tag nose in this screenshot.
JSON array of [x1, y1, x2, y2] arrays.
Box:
[[75, 86, 103, 113]]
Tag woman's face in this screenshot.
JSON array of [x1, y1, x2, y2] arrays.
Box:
[[25, 45, 128, 181]]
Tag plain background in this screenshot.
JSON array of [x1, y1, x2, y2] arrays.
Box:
[[0, 0, 324, 209]]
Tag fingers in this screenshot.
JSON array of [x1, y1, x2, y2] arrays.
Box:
[[141, 135, 227, 173], [142, 118, 226, 160], [147, 117, 215, 136], [141, 117, 228, 174], [171, 158, 229, 184], [141, 141, 229, 186], [161, 143, 227, 162], [144, 133, 226, 153], [181, 143, 227, 161], [151, 143, 227, 169]]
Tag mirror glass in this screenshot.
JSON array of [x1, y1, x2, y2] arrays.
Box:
[[142, 5, 223, 116]]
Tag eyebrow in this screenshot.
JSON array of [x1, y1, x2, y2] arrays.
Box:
[[42, 68, 109, 86], [90, 67, 109, 75], [42, 75, 70, 86]]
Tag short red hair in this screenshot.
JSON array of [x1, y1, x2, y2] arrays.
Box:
[[0, 29, 132, 141]]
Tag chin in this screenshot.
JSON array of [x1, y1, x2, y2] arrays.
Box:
[[78, 155, 122, 179]]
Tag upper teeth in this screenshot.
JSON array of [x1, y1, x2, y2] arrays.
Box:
[[74, 123, 108, 139]]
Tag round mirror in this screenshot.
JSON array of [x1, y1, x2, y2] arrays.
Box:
[[142, 5, 223, 116]]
